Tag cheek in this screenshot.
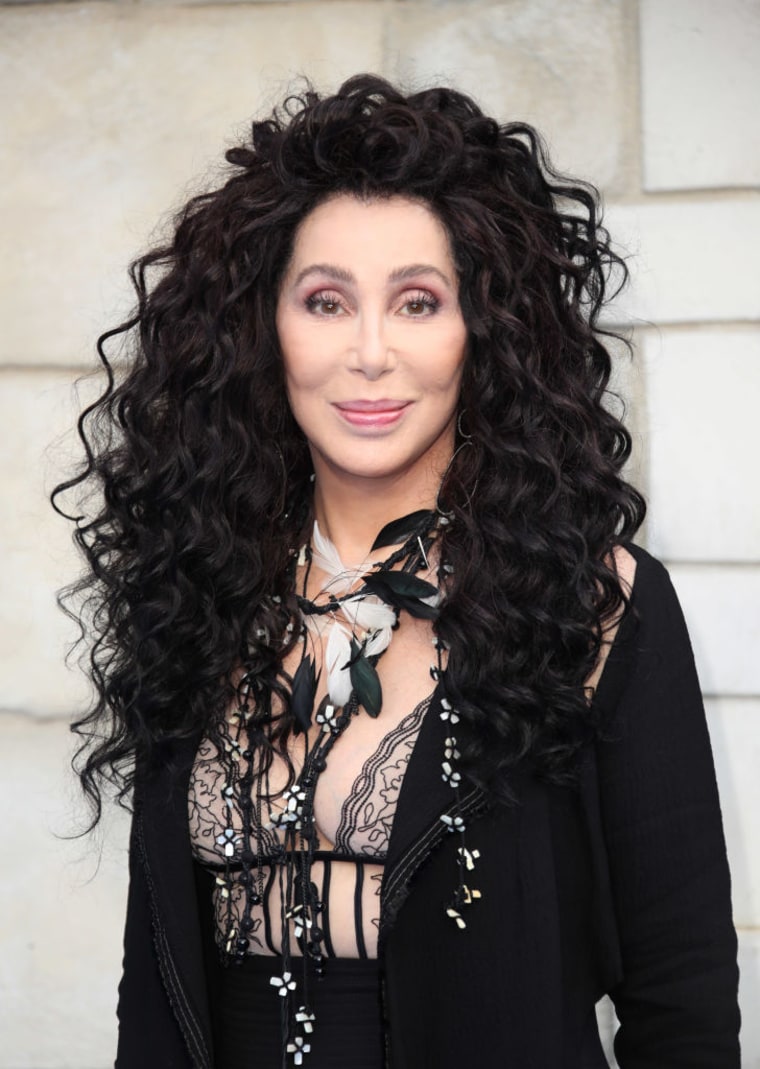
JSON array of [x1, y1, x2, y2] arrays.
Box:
[[422, 332, 467, 391], [280, 327, 332, 394], [282, 371, 319, 440]]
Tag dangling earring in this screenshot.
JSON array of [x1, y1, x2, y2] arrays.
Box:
[[272, 444, 289, 520], [436, 410, 476, 518], [456, 409, 473, 442]]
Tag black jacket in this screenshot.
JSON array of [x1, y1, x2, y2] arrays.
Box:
[[115, 546, 741, 1067]]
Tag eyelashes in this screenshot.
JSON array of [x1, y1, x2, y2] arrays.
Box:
[[304, 289, 441, 317], [305, 291, 344, 315], [401, 291, 440, 316]]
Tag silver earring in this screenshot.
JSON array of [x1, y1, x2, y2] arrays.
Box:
[[456, 409, 472, 441], [436, 438, 475, 519]]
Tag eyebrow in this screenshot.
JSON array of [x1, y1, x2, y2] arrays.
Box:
[[292, 262, 455, 289]]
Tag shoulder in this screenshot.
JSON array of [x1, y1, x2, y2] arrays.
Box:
[[622, 540, 670, 589], [614, 541, 688, 633], [611, 542, 637, 594], [621, 542, 692, 645], [614, 541, 680, 606], [593, 545, 717, 818], [585, 543, 637, 694], [591, 542, 694, 708]]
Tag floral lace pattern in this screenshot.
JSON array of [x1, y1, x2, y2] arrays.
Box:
[[334, 699, 427, 856], [188, 695, 430, 958]]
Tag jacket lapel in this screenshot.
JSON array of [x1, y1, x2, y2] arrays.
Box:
[[138, 734, 214, 1067], [384, 684, 452, 870], [380, 685, 489, 941]]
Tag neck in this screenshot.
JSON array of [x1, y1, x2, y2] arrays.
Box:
[[311, 467, 442, 568]]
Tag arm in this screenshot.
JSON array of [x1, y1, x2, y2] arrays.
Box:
[[596, 549, 740, 1068]]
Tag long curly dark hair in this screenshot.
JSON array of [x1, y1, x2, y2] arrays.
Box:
[[53, 73, 644, 825]]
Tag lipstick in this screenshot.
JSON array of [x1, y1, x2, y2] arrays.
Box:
[[334, 400, 410, 428]]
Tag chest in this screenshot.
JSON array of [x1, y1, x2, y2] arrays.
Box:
[[189, 691, 431, 861]]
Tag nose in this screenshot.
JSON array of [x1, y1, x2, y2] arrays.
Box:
[[350, 311, 394, 380]]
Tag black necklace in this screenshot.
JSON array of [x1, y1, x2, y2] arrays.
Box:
[[291, 508, 439, 726], [212, 508, 481, 1067]]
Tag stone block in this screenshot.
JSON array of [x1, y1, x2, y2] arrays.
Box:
[[386, 0, 636, 196], [0, 3, 385, 366], [0, 714, 129, 1067], [607, 331, 649, 504], [146, 0, 328, 4], [605, 196, 760, 325], [0, 367, 101, 716], [667, 563, 760, 697], [705, 698, 760, 929], [640, 0, 760, 191], [643, 326, 760, 562]]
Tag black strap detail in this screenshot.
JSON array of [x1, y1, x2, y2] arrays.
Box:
[[199, 850, 388, 873], [354, 861, 367, 960], [263, 866, 278, 956], [321, 859, 335, 958]]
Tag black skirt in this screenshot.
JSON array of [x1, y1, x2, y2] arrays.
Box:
[[208, 952, 385, 1069]]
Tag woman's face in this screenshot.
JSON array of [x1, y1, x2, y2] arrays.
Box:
[[276, 194, 467, 494]]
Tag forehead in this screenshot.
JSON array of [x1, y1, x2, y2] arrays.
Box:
[[286, 193, 455, 270]]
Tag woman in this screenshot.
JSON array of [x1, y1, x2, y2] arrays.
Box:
[[54, 75, 740, 1067]]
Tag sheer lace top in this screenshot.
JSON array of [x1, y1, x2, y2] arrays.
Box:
[[189, 693, 430, 959]]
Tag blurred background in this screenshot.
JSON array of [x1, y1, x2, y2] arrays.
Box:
[[1, 0, 758, 1065]]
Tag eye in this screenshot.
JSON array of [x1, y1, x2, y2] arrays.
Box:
[[399, 291, 440, 317], [305, 291, 345, 316]]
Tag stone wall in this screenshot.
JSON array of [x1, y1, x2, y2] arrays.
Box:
[[1, 0, 758, 1064]]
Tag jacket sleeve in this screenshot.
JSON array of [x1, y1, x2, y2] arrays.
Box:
[[115, 799, 194, 1068], [596, 550, 740, 1068]]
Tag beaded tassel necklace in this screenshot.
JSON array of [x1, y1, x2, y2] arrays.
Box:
[[213, 508, 482, 1067]]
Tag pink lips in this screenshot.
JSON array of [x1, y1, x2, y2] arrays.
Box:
[[334, 400, 411, 428]]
